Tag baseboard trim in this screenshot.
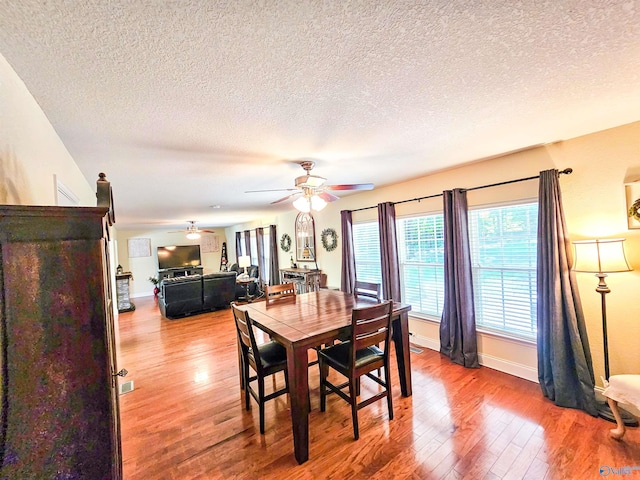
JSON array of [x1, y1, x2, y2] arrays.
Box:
[[409, 333, 539, 384], [131, 292, 155, 299]]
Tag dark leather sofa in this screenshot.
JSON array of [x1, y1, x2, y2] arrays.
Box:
[[159, 272, 237, 319]]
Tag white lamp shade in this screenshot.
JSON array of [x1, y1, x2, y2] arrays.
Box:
[[293, 196, 311, 212], [573, 238, 632, 273], [238, 255, 251, 268], [310, 195, 327, 211]]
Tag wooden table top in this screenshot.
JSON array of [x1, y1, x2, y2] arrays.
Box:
[[239, 289, 410, 347]]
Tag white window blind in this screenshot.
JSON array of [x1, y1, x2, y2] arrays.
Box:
[[352, 222, 382, 284], [262, 231, 271, 284], [468, 202, 538, 339], [397, 215, 445, 317]]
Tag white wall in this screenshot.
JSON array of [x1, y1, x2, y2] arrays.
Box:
[[0, 53, 94, 205]]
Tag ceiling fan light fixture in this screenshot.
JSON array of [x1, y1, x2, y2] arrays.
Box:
[[186, 232, 201, 240], [293, 196, 311, 212], [310, 194, 327, 211]]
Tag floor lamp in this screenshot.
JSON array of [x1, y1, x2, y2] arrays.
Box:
[[573, 238, 638, 426]]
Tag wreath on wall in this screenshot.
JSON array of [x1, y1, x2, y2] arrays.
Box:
[[321, 228, 338, 252], [280, 233, 292, 252], [629, 198, 640, 221]]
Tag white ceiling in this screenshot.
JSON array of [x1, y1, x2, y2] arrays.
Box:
[[1, 0, 640, 230]]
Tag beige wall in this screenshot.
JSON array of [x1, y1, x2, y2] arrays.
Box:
[[227, 122, 640, 387], [0, 53, 94, 205]]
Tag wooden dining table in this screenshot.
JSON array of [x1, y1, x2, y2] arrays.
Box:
[[237, 289, 412, 464]]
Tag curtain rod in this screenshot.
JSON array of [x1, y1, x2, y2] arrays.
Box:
[[351, 168, 573, 212]]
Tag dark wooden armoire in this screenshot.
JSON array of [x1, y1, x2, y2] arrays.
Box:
[[0, 176, 122, 478]]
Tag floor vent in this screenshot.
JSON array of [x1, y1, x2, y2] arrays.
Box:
[[119, 380, 134, 395], [409, 346, 424, 354]]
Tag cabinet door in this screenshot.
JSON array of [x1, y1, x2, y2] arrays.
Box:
[[0, 206, 121, 479]]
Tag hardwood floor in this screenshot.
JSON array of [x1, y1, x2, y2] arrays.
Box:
[[118, 296, 639, 479]]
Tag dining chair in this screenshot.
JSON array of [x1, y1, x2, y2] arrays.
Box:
[[265, 282, 297, 305], [265, 282, 323, 369], [354, 280, 382, 300], [318, 300, 394, 440], [231, 303, 289, 434]]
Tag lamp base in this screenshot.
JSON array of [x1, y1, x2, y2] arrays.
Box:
[[598, 401, 639, 427]]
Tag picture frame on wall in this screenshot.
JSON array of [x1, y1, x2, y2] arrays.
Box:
[[625, 181, 640, 229]]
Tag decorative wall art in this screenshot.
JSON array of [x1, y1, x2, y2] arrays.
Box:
[[295, 212, 316, 262], [280, 233, 292, 252], [321, 228, 338, 252], [625, 181, 640, 229], [202, 235, 220, 253], [127, 237, 151, 258]]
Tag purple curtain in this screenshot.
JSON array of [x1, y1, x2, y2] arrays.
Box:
[[235, 231, 242, 262], [340, 210, 356, 293], [269, 225, 280, 285], [439, 189, 480, 368], [537, 169, 597, 415], [243, 230, 251, 259], [377, 202, 401, 302], [256, 227, 266, 288]]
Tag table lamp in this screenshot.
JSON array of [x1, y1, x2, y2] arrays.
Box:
[[238, 255, 251, 280], [573, 238, 638, 426]]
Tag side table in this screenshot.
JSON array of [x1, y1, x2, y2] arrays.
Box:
[[236, 277, 256, 303], [116, 272, 135, 312]]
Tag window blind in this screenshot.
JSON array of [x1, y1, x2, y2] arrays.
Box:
[[352, 222, 382, 284], [468, 203, 538, 338]]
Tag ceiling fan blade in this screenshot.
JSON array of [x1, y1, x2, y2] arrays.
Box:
[[245, 188, 298, 193], [200, 229, 216, 233], [326, 183, 374, 191], [271, 192, 300, 204], [317, 191, 339, 202]]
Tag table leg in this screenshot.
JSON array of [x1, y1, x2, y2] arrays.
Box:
[[287, 344, 310, 464], [392, 312, 412, 397]]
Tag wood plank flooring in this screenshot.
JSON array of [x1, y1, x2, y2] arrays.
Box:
[[118, 296, 639, 479]]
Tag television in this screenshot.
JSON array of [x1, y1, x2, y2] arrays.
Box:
[[157, 245, 201, 270]]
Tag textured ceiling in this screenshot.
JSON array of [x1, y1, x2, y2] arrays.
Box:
[[1, 0, 640, 229]]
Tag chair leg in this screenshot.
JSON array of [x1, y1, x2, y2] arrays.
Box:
[[608, 397, 626, 440], [258, 376, 266, 434], [350, 375, 360, 440], [385, 366, 393, 421], [319, 360, 328, 412], [244, 364, 251, 411]]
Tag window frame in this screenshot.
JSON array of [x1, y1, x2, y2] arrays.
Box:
[[467, 199, 539, 341]]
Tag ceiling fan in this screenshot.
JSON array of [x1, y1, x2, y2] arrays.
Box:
[[170, 221, 215, 239], [245, 160, 374, 212]]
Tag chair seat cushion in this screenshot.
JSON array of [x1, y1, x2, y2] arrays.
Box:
[[319, 341, 383, 371], [257, 341, 287, 369]]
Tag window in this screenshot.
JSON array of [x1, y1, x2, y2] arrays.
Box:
[[352, 222, 381, 284], [397, 214, 445, 317], [249, 232, 258, 265], [262, 230, 271, 284], [353, 202, 538, 340], [469, 202, 538, 338]]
